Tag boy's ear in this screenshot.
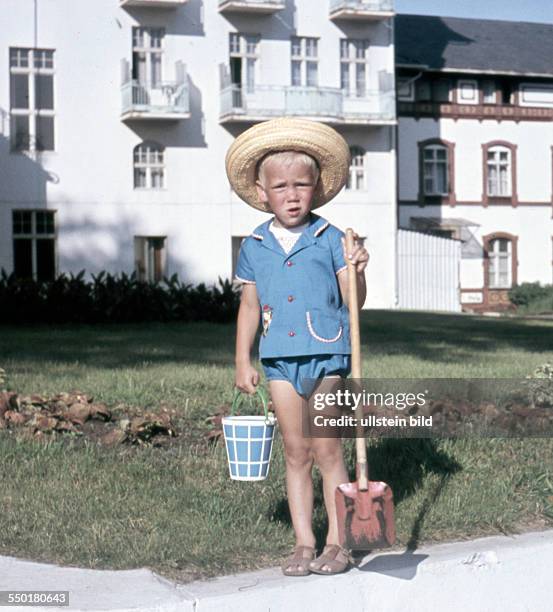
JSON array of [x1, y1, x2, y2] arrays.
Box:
[[256, 180, 268, 204]]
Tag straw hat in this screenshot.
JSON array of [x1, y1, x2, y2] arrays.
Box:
[[225, 118, 350, 211]]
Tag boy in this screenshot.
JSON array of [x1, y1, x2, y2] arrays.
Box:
[[226, 118, 369, 576]]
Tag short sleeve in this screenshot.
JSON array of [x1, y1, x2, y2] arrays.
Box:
[[330, 227, 347, 276], [235, 239, 256, 285]]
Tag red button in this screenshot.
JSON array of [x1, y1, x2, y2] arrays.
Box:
[[286, 261, 294, 267], [288, 295, 294, 302], [288, 331, 296, 337]]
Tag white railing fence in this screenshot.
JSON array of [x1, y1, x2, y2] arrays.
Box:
[[220, 84, 395, 121], [397, 230, 461, 312], [330, 0, 394, 12]]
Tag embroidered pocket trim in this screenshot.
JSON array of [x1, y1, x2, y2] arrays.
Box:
[[306, 311, 343, 343], [262, 304, 273, 337]]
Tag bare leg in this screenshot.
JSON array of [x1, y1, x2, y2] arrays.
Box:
[[311, 436, 348, 545], [310, 377, 350, 572], [269, 380, 316, 572]]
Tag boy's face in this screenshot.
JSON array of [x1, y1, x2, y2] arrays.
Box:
[[255, 158, 317, 229]]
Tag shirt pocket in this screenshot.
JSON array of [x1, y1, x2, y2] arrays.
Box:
[[305, 308, 344, 343]]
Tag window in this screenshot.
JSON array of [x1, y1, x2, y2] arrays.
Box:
[[488, 238, 512, 288], [12, 210, 56, 280], [340, 39, 369, 97], [431, 79, 451, 102], [416, 80, 431, 102], [134, 236, 167, 283], [132, 27, 164, 86], [397, 77, 415, 101], [9, 48, 55, 152], [487, 147, 511, 197], [423, 145, 449, 195], [229, 33, 259, 94], [500, 80, 513, 105], [482, 80, 496, 104], [346, 146, 366, 191], [457, 79, 478, 104], [134, 142, 165, 189], [291, 37, 318, 87]]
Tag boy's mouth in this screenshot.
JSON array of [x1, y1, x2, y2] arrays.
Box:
[[287, 207, 301, 216]]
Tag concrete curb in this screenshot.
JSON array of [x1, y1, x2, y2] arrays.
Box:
[[1, 529, 552, 611]]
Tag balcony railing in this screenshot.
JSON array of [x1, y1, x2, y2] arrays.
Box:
[[218, 0, 285, 14], [329, 0, 394, 20], [220, 84, 396, 124], [121, 80, 190, 121], [119, 0, 188, 7]]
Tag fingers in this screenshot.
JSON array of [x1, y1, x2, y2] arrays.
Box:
[[236, 382, 256, 394], [235, 373, 259, 395], [341, 236, 369, 272]]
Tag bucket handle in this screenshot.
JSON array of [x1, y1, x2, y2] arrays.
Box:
[[231, 386, 271, 424]]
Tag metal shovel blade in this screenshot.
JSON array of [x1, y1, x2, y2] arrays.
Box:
[[335, 479, 396, 550]]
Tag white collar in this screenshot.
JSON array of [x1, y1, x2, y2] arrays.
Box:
[[269, 219, 310, 236]]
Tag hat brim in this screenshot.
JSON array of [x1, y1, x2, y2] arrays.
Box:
[[225, 118, 351, 212]]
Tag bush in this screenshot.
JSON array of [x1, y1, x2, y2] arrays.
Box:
[[508, 282, 553, 310], [0, 269, 240, 325]]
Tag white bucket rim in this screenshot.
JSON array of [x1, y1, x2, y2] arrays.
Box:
[[222, 415, 276, 426]]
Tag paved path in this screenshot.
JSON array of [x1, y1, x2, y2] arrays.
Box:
[[1, 529, 552, 611]]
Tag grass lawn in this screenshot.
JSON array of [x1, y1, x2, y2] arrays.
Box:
[[1, 310, 553, 583]]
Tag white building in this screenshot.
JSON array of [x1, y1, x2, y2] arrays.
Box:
[[396, 14, 553, 312], [0, 0, 398, 309]]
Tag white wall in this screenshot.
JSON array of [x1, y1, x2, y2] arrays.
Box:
[[399, 204, 553, 287], [398, 117, 553, 203], [0, 0, 397, 307], [398, 113, 553, 292]]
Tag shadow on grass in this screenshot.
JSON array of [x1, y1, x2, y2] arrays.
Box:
[[0, 322, 241, 368], [267, 438, 461, 552], [361, 310, 553, 364], [2, 310, 553, 372]]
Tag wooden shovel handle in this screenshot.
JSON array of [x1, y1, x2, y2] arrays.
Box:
[[345, 228, 368, 490]]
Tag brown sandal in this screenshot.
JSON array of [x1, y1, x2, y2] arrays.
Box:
[[281, 546, 316, 576], [309, 544, 351, 575]]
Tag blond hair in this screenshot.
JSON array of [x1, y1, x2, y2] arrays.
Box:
[[256, 150, 320, 186]]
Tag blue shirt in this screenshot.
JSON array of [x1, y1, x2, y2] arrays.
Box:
[[235, 213, 351, 359]]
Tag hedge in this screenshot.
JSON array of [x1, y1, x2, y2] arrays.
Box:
[[0, 270, 241, 325]]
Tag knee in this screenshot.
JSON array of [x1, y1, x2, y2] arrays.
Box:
[[312, 443, 343, 472], [284, 443, 313, 470]]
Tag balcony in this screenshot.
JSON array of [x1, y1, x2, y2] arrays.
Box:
[[218, 0, 285, 14], [329, 0, 394, 21], [220, 84, 396, 125], [121, 79, 190, 122], [119, 0, 188, 8]]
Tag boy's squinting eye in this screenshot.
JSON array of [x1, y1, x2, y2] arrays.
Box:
[[270, 181, 313, 190]]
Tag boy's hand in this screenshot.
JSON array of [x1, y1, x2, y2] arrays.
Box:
[[341, 233, 369, 273], [235, 362, 260, 395]]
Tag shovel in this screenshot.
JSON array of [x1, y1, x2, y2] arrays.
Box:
[[335, 228, 396, 551]]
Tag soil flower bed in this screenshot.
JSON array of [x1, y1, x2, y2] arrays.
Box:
[[0, 389, 178, 448]]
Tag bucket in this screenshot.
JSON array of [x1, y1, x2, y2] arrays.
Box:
[[222, 388, 276, 481]]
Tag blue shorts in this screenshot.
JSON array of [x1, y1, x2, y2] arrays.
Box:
[[261, 354, 351, 399]]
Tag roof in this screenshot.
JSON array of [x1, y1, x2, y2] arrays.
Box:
[[395, 14, 553, 78]]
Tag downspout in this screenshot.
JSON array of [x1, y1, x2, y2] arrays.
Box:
[[394, 71, 423, 307], [34, 0, 38, 47]]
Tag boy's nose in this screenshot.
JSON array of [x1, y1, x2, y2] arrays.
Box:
[[286, 186, 299, 200]]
